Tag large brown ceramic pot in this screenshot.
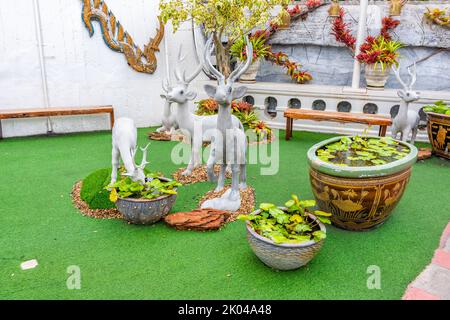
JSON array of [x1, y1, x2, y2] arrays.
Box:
[[307, 136, 418, 231], [426, 112, 450, 160]]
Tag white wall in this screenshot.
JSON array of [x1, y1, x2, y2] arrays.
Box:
[[0, 0, 201, 138]]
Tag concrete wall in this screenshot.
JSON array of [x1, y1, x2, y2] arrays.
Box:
[[261, 1, 450, 90], [0, 0, 201, 138]]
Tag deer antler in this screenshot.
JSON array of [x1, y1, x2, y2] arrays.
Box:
[[138, 143, 150, 168], [162, 78, 170, 93], [229, 36, 253, 84], [391, 65, 408, 90], [204, 35, 225, 84], [175, 45, 187, 83], [407, 63, 417, 90]]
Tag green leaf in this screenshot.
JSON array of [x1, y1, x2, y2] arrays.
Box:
[[313, 230, 327, 242], [268, 207, 285, 217], [299, 200, 316, 208], [285, 200, 295, 208], [314, 210, 332, 217], [109, 188, 118, 202], [318, 216, 331, 225], [294, 224, 312, 233], [259, 203, 275, 211]]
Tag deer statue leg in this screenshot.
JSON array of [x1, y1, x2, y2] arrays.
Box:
[[229, 164, 241, 201], [410, 127, 418, 145], [215, 164, 226, 192], [110, 146, 120, 184], [182, 137, 195, 176], [239, 164, 247, 190]]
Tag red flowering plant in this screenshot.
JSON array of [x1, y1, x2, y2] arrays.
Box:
[[331, 9, 401, 69], [195, 98, 218, 116]]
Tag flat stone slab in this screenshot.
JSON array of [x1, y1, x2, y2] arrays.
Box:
[[403, 222, 450, 300]]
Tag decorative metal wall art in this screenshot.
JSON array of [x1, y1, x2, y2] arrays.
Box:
[[82, 0, 164, 74]]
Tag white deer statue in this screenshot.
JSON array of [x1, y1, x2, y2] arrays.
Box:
[[200, 35, 251, 212], [166, 48, 243, 176], [111, 117, 150, 185], [157, 79, 178, 134], [391, 64, 421, 144]]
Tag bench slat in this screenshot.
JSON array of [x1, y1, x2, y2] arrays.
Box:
[[284, 109, 392, 126], [0, 106, 113, 120]]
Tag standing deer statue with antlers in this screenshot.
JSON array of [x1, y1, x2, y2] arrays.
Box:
[[110, 117, 150, 185], [391, 64, 421, 144], [200, 35, 252, 212], [165, 47, 243, 176], [157, 79, 178, 134]]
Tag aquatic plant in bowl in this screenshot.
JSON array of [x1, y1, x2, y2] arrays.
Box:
[[107, 173, 181, 225], [238, 194, 330, 271], [307, 135, 418, 231]]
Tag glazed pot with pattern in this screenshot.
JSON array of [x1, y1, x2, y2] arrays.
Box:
[[426, 112, 450, 160], [307, 136, 418, 231], [245, 208, 326, 271], [115, 177, 177, 225]]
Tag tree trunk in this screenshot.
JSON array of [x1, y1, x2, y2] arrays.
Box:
[[213, 34, 231, 78]]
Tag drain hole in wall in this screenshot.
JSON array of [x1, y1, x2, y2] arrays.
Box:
[[363, 103, 378, 114], [312, 99, 326, 111], [264, 97, 277, 118], [390, 105, 400, 118], [243, 95, 255, 105], [337, 101, 352, 112], [288, 98, 301, 109]]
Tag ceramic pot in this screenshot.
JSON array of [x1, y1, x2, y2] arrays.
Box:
[[115, 177, 177, 225], [365, 64, 391, 88], [426, 112, 450, 159], [239, 60, 261, 83], [307, 136, 418, 231], [245, 208, 325, 271]]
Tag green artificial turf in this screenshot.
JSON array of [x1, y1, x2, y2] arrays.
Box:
[[0, 128, 449, 300]]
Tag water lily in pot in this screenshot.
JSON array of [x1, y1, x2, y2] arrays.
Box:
[[357, 35, 402, 88], [230, 31, 271, 83]]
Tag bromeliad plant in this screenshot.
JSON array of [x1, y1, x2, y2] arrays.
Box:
[[238, 194, 331, 244], [230, 32, 271, 63], [356, 36, 402, 70], [423, 100, 450, 115], [317, 135, 410, 167], [107, 172, 182, 202]]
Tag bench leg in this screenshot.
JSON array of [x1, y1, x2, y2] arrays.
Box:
[[0, 120, 2, 140], [109, 110, 115, 129], [379, 125, 387, 137], [285, 117, 293, 141]]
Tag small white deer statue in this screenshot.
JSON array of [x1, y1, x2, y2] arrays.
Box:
[[166, 48, 243, 176], [391, 64, 421, 144], [110, 117, 150, 185], [157, 79, 178, 134], [200, 35, 252, 212]]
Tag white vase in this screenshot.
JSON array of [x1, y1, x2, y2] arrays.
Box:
[[239, 60, 261, 83], [365, 64, 391, 89]]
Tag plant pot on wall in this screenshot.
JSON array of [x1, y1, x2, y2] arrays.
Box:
[[307, 136, 418, 231], [239, 60, 261, 83], [365, 64, 391, 88], [427, 112, 450, 159]]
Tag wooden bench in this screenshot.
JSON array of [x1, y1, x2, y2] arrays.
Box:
[[284, 108, 392, 140], [0, 105, 115, 139]]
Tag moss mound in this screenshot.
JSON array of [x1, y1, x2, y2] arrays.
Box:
[[80, 168, 115, 210]]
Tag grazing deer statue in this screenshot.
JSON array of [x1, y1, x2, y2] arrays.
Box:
[[391, 64, 421, 144], [200, 35, 251, 212], [166, 48, 243, 176], [157, 79, 178, 134], [111, 117, 150, 185]]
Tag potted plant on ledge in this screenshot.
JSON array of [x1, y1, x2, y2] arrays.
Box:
[[107, 173, 181, 225], [230, 31, 271, 83], [357, 36, 402, 88], [423, 100, 450, 159], [238, 195, 331, 271], [307, 135, 418, 231]]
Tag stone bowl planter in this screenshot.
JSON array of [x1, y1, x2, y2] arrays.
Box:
[[365, 64, 390, 88], [245, 208, 326, 271], [115, 178, 177, 225], [307, 136, 418, 231], [426, 112, 450, 160], [239, 60, 261, 83]]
